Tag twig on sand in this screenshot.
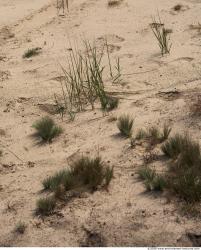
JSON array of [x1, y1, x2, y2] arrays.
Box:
[[0, 142, 24, 163]]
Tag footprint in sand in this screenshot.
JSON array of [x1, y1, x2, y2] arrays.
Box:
[[97, 34, 125, 44]]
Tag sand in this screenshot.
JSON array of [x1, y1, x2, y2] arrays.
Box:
[[0, 0, 201, 246]]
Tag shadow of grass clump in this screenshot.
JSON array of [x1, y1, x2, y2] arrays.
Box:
[[32, 116, 63, 143]]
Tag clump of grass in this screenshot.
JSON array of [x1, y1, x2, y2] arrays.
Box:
[[36, 196, 56, 216], [43, 156, 113, 193], [14, 221, 26, 234], [150, 16, 172, 56], [135, 129, 147, 140], [138, 166, 166, 191], [58, 39, 122, 120], [147, 126, 161, 144], [161, 124, 172, 142], [23, 47, 41, 58], [117, 115, 134, 138], [39, 156, 113, 216], [70, 156, 110, 191], [135, 124, 171, 145], [152, 175, 166, 191], [101, 96, 119, 111], [162, 133, 201, 203], [172, 171, 201, 203], [138, 166, 156, 182], [59, 40, 106, 120], [32, 116, 62, 143], [108, 0, 123, 7], [104, 166, 114, 187], [42, 169, 74, 191], [161, 133, 186, 159]]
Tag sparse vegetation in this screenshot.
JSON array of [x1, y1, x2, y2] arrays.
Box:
[[138, 166, 156, 182], [36, 196, 56, 216], [135, 124, 171, 145], [117, 115, 133, 137], [104, 166, 114, 188], [161, 133, 186, 159], [150, 16, 172, 56], [135, 129, 147, 140], [14, 221, 26, 234], [42, 156, 113, 202], [42, 169, 74, 191], [39, 156, 113, 215], [152, 175, 166, 191], [138, 166, 166, 191], [23, 47, 41, 58], [57, 40, 106, 119], [32, 116, 62, 143], [161, 134, 201, 203], [105, 39, 122, 83], [57, 39, 122, 120]]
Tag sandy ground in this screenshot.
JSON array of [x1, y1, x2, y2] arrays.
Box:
[[0, 0, 201, 246]]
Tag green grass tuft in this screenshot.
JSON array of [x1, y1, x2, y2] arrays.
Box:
[[23, 47, 41, 58], [117, 115, 133, 138], [138, 167, 166, 192], [42, 156, 113, 193], [161, 134, 187, 159], [36, 196, 56, 216], [32, 116, 62, 143]]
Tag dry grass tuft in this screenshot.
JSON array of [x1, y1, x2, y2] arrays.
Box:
[[108, 0, 123, 7]]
